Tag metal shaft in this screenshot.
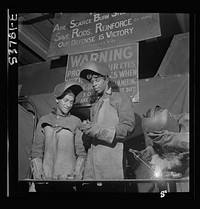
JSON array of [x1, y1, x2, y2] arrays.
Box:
[[129, 149, 155, 173]]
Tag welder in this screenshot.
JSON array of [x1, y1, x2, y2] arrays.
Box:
[[134, 105, 189, 192], [79, 60, 135, 192], [30, 81, 86, 186]]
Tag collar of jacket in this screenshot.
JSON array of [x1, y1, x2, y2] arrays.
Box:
[[105, 87, 112, 95], [102, 87, 112, 99], [93, 87, 112, 103], [51, 107, 71, 118]]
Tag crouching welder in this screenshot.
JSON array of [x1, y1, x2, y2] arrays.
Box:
[[134, 105, 189, 192], [30, 81, 86, 181]]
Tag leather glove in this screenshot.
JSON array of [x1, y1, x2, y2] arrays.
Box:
[[80, 121, 101, 137], [30, 158, 46, 180], [97, 127, 116, 143], [73, 157, 85, 180], [79, 121, 115, 143], [84, 123, 101, 137], [79, 120, 92, 131]]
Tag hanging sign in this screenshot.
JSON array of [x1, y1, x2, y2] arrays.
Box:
[[65, 43, 139, 105], [48, 13, 160, 58]]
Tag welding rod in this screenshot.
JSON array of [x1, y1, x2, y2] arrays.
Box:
[[129, 149, 155, 173]]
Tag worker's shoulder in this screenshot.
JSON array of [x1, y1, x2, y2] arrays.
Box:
[[39, 113, 51, 120], [37, 113, 52, 122], [111, 91, 131, 101], [69, 114, 81, 122]]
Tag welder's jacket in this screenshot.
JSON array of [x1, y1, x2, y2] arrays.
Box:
[[31, 110, 86, 179], [135, 112, 189, 192], [84, 90, 135, 180], [144, 112, 189, 153]]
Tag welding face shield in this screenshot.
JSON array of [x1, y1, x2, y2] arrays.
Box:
[[53, 80, 83, 99], [142, 106, 180, 133], [79, 61, 111, 82]]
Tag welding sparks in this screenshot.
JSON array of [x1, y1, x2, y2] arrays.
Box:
[[129, 149, 183, 179], [150, 154, 181, 169], [150, 153, 182, 179], [154, 168, 162, 178], [129, 149, 163, 178]]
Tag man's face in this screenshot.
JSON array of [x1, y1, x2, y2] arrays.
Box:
[[56, 93, 75, 115], [90, 74, 108, 95]]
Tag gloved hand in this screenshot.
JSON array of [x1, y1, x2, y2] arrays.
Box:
[[79, 121, 101, 138], [73, 157, 85, 180], [97, 128, 109, 140], [84, 123, 101, 137], [30, 158, 46, 180], [97, 127, 115, 143], [79, 120, 92, 131], [79, 121, 115, 143]]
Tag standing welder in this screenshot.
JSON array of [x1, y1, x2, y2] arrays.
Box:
[[79, 61, 135, 192], [30, 81, 86, 191]]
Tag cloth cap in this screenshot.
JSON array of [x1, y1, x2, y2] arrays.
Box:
[[53, 80, 83, 98], [80, 61, 111, 82]]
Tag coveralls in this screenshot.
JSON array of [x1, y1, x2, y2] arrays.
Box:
[[84, 90, 135, 180], [31, 108, 86, 179]]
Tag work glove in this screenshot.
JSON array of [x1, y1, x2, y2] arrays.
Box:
[[30, 157, 46, 180], [97, 127, 115, 143], [84, 123, 101, 137], [79, 121, 101, 137], [78, 120, 92, 131], [79, 120, 115, 143], [73, 157, 85, 180], [129, 146, 155, 161]]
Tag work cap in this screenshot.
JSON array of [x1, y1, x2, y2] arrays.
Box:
[[53, 80, 83, 98], [80, 61, 111, 82]]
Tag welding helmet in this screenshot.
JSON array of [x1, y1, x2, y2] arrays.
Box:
[[80, 61, 111, 82], [142, 105, 180, 133], [53, 80, 83, 99]]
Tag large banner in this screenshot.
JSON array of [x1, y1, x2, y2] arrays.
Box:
[[48, 13, 160, 58], [65, 43, 139, 106]]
